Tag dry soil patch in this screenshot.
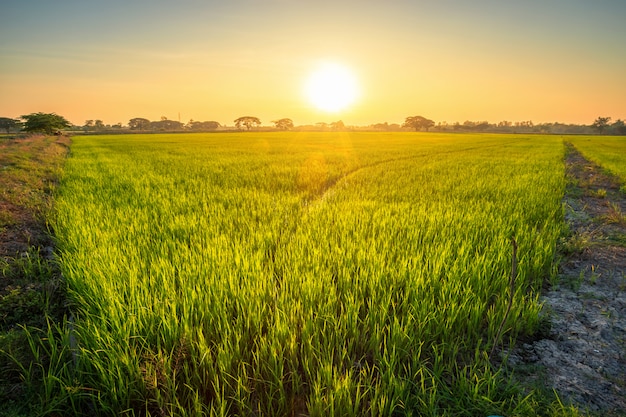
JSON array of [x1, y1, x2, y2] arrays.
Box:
[[507, 143, 626, 415]]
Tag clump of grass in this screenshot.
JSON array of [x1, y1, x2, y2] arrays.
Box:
[[590, 188, 607, 198], [560, 230, 596, 255], [604, 202, 626, 226]]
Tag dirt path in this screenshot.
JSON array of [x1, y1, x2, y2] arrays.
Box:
[[0, 135, 70, 329], [507, 143, 626, 415]]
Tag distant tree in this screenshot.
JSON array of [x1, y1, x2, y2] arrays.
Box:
[[94, 120, 104, 130], [21, 112, 70, 135], [128, 118, 151, 130], [435, 121, 449, 131], [535, 123, 548, 133], [462, 120, 491, 131], [234, 116, 261, 131], [611, 119, 626, 135], [462, 121, 477, 131], [371, 122, 389, 131], [272, 118, 294, 130], [150, 119, 183, 131], [475, 121, 490, 131], [592, 116, 611, 134], [330, 120, 345, 130], [403, 115, 435, 131], [0, 117, 21, 134], [84, 120, 95, 131], [187, 120, 221, 131]]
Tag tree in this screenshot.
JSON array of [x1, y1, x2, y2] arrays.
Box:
[[371, 122, 390, 131], [403, 115, 435, 131], [330, 120, 345, 130], [94, 120, 104, 130], [128, 118, 151, 130], [21, 112, 70, 135], [150, 119, 183, 131], [272, 118, 293, 130], [611, 119, 626, 135], [187, 120, 220, 131], [234, 116, 261, 131], [475, 121, 490, 131], [592, 116, 611, 134], [0, 117, 21, 134]]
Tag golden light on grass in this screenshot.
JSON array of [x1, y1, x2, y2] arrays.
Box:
[[304, 62, 360, 113]]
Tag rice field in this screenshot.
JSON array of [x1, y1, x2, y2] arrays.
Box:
[[567, 135, 626, 183], [47, 132, 566, 415]]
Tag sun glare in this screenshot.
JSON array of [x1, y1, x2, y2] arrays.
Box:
[[305, 62, 359, 113]]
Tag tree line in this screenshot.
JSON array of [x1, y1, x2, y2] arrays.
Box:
[[1, 113, 625, 136]]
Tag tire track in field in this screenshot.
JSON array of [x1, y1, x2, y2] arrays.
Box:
[[305, 136, 532, 207]]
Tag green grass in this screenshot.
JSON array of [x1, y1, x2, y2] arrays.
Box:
[[11, 132, 576, 415], [567, 136, 626, 187], [0, 135, 70, 417]]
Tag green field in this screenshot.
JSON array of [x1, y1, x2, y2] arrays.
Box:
[[568, 136, 626, 184], [22, 132, 573, 415]]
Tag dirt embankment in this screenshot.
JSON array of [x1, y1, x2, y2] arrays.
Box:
[[507, 143, 626, 415], [0, 135, 70, 329]]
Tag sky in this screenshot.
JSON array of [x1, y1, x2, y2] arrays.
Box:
[[1, 0, 625, 127]]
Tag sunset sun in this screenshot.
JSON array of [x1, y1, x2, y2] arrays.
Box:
[[305, 62, 359, 113]]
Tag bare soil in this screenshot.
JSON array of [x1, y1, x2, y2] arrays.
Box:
[[506, 143, 626, 415], [0, 135, 70, 257], [0, 135, 70, 329]]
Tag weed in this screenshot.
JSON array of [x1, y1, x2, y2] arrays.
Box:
[[590, 188, 607, 198], [589, 265, 601, 285], [560, 230, 595, 255], [604, 202, 626, 226]]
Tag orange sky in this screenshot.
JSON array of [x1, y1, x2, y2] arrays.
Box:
[[1, 0, 625, 127]]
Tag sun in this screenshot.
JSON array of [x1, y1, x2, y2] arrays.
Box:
[[305, 62, 359, 113]]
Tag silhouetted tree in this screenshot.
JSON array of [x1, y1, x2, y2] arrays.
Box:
[[403, 115, 435, 131], [187, 120, 220, 131], [611, 119, 626, 135], [0, 117, 21, 134], [272, 118, 294, 130], [475, 121, 490, 131], [371, 122, 389, 131], [592, 116, 611, 134], [129, 118, 151, 130], [234, 116, 261, 130], [150, 118, 183, 131], [330, 120, 345, 130], [21, 112, 70, 135]]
